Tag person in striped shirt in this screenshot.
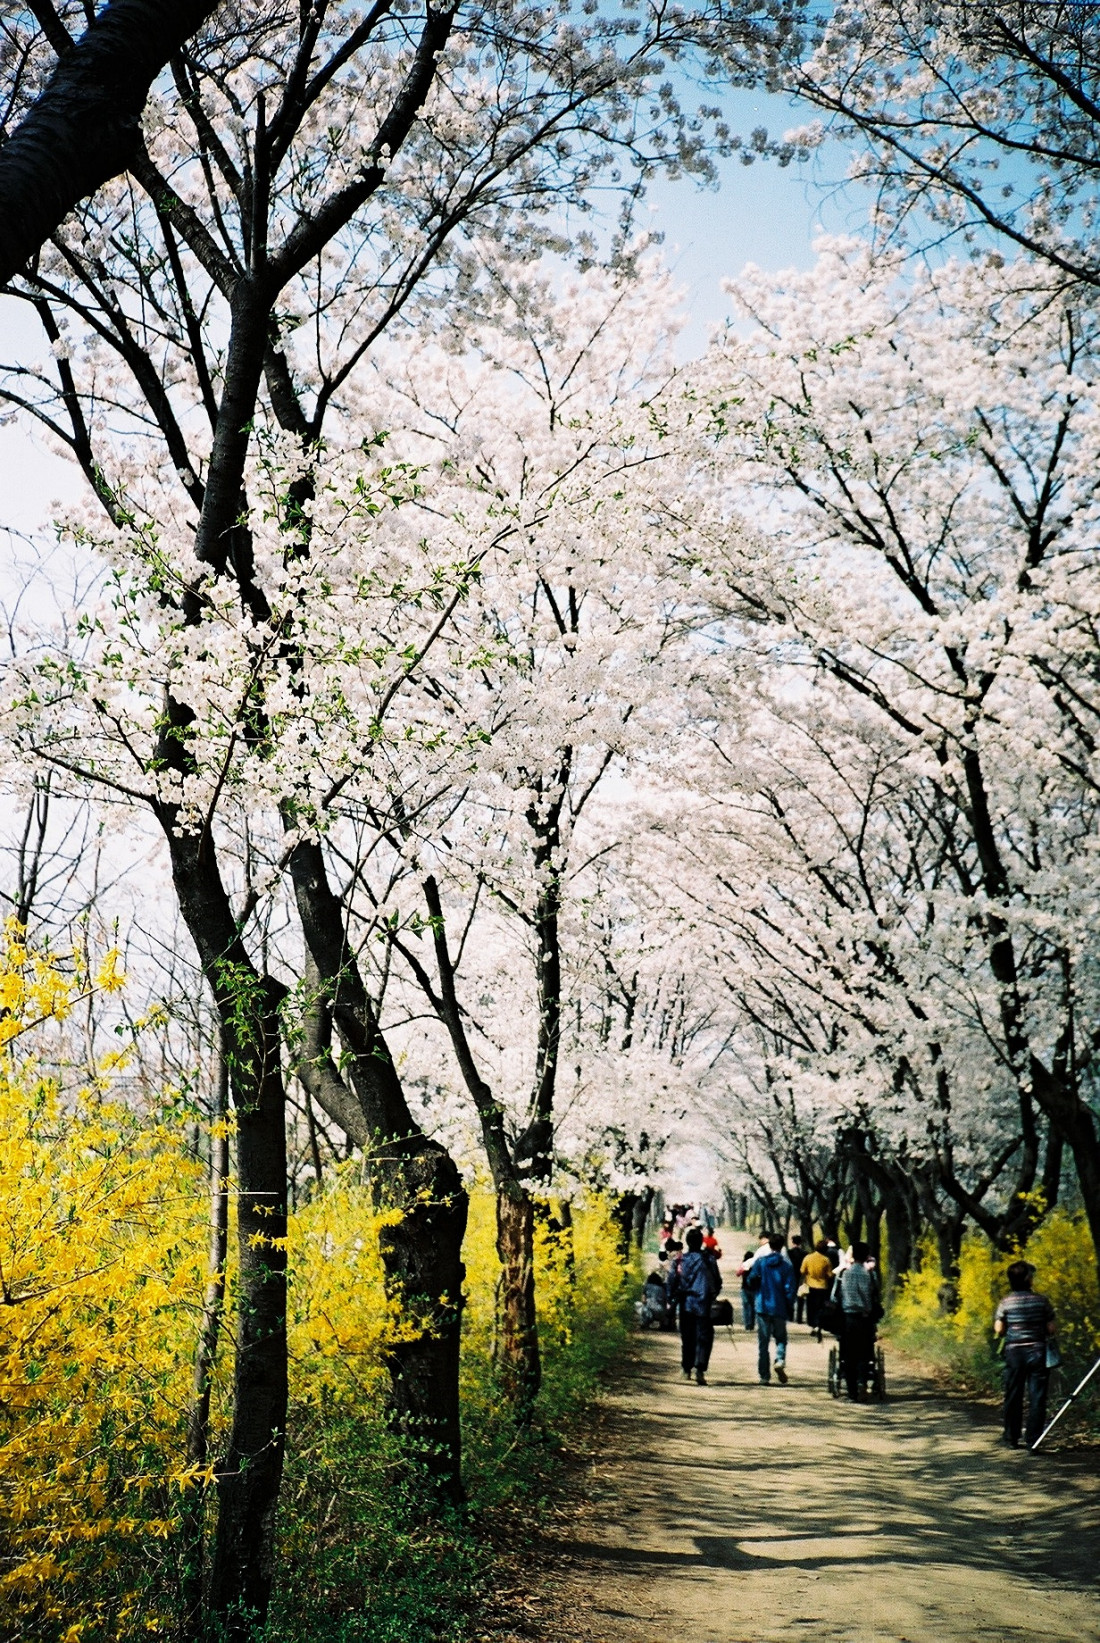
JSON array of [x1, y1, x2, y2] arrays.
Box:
[[994, 1261, 1057, 1450]]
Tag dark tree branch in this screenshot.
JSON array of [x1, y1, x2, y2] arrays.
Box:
[[0, 0, 223, 283]]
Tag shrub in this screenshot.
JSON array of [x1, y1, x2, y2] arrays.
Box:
[[0, 928, 633, 1639], [0, 930, 207, 1639], [888, 1210, 1100, 1410]]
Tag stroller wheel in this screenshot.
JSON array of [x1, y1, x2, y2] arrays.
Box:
[[827, 1345, 841, 1398]]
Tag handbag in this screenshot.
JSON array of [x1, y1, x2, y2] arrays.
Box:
[[711, 1298, 734, 1327], [818, 1295, 845, 1337]]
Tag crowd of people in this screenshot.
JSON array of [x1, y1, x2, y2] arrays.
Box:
[[642, 1209, 1059, 1441]]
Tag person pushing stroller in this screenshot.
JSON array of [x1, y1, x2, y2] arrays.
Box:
[[838, 1240, 881, 1400]]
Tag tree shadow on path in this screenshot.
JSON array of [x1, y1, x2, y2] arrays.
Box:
[[544, 1327, 1100, 1643]]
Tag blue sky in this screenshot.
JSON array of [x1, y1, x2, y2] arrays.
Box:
[[647, 86, 862, 351]]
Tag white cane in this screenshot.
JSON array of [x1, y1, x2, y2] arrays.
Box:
[[1030, 1355, 1100, 1451]]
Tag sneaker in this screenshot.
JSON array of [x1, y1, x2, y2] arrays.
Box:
[[758, 1377, 770, 1385], [695, 1368, 707, 1385], [681, 1369, 692, 1381], [775, 1364, 788, 1385]]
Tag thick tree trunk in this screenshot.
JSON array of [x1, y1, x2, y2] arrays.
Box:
[[290, 848, 469, 1491], [0, 0, 222, 283], [495, 1188, 540, 1416], [161, 825, 288, 1639], [377, 1142, 467, 1494]]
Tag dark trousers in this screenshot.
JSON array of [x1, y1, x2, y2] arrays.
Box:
[[806, 1287, 826, 1333], [841, 1313, 875, 1398], [1004, 1345, 1049, 1447], [680, 1309, 715, 1372]]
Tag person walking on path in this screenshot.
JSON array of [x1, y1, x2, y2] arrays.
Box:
[[737, 1247, 757, 1330], [801, 1239, 834, 1338], [748, 1233, 797, 1385], [664, 1239, 684, 1332], [838, 1240, 879, 1400], [994, 1260, 1057, 1450], [787, 1235, 806, 1322], [667, 1227, 722, 1384]]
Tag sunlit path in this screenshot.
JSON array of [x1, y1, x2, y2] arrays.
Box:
[[552, 1328, 1100, 1643]]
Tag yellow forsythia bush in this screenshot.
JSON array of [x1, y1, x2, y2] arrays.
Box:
[[287, 1175, 402, 1404], [0, 928, 208, 1639], [890, 1209, 1100, 1384], [1, 922, 632, 1639]]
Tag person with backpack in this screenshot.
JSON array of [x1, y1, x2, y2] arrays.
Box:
[[747, 1233, 798, 1384], [667, 1226, 722, 1384]]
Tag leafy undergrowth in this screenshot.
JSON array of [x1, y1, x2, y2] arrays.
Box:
[[884, 1209, 1100, 1443], [269, 1194, 635, 1643]]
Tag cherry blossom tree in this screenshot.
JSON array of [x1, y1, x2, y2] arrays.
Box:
[[778, 0, 1100, 287], [684, 238, 1100, 1275], [0, 0, 745, 1618]]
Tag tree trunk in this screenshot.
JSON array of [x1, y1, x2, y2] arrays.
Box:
[[1032, 1057, 1100, 1281], [613, 1192, 640, 1263], [181, 1028, 230, 1637], [0, 0, 223, 284], [377, 1141, 467, 1494], [1041, 1120, 1064, 1213], [551, 1197, 576, 1292], [495, 1188, 540, 1417], [206, 983, 288, 1637], [881, 1183, 914, 1304], [162, 826, 288, 1639], [289, 855, 469, 1492], [632, 1186, 655, 1249]]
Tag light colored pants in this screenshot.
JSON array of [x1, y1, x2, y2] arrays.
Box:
[[757, 1311, 788, 1381]]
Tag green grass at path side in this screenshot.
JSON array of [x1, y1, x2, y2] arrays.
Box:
[[269, 1269, 636, 1641]]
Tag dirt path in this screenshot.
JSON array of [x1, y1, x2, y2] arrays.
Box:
[[537, 1325, 1100, 1643]]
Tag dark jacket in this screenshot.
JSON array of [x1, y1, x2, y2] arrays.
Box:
[[668, 1250, 722, 1317], [747, 1250, 798, 1317]]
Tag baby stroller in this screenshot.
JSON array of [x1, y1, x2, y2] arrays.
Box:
[[826, 1322, 886, 1400], [637, 1273, 672, 1330]]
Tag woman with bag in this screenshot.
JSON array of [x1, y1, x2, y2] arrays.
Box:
[[801, 1239, 834, 1339], [994, 1261, 1057, 1450]]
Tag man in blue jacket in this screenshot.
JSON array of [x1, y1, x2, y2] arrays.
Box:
[[667, 1226, 722, 1384], [747, 1233, 798, 1384]]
